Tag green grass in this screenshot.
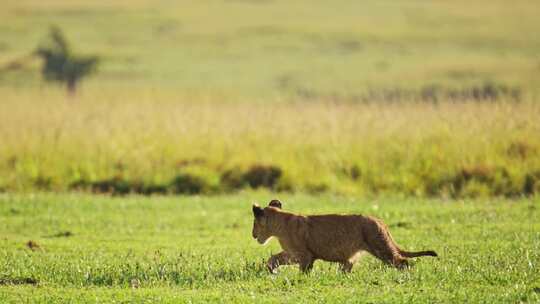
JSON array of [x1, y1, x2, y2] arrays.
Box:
[[0, 193, 539, 303]]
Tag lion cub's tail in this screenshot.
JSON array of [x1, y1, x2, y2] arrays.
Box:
[[399, 249, 438, 258]]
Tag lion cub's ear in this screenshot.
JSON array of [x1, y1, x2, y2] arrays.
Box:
[[252, 204, 264, 218], [268, 199, 282, 209]]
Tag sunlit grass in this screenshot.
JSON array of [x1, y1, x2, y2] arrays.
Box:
[[0, 89, 539, 196], [1, 0, 539, 196], [0, 193, 538, 303]]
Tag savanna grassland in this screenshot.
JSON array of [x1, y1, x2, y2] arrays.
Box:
[[1, 0, 540, 196], [1, 0, 540, 303], [0, 193, 539, 303], [2, 94, 540, 198]]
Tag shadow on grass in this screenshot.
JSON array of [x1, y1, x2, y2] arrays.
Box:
[[0, 277, 39, 286]]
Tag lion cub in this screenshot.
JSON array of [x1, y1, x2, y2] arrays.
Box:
[[252, 200, 437, 273]]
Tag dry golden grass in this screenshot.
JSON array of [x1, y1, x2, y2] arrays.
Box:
[[1, 87, 539, 196]]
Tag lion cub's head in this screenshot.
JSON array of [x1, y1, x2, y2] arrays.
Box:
[[252, 200, 282, 245]]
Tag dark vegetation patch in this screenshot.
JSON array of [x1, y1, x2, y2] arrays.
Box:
[[46, 231, 73, 238], [421, 165, 525, 198], [69, 164, 285, 196], [389, 222, 412, 229], [60, 161, 540, 198], [33, 175, 54, 190], [288, 82, 521, 103], [70, 177, 167, 196], [507, 141, 536, 159], [26, 240, 40, 251], [71, 177, 133, 195], [221, 164, 284, 191], [169, 174, 212, 195], [243, 165, 282, 189], [0, 277, 38, 286], [220, 167, 247, 191], [339, 164, 361, 181], [524, 171, 540, 196]]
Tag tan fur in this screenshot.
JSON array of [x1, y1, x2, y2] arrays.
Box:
[[252, 200, 437, 273]]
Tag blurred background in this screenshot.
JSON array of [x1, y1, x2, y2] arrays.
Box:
[[1, 0, 539, 198]]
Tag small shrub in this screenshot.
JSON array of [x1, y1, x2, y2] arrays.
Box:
[[220, 165, 289, 192], [137, 183, 168, 195], [33, 175, 53, 190], [242, 164, 282, 189], [70, 177, 167, 196], [524, 171, 540, 195], [89, 177, 131, 195], [349, 165, 361, 180], [69, 179, 88, 191], [220, 167, 246, 191], [168, 174, 210, 195], [337, 164, 362, 181]]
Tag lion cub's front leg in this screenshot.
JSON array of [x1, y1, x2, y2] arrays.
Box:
[[267, 251, 296, 273]]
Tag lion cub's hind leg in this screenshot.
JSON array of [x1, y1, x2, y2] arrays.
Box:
[[339, 251, 365, 273], [295, 252, 314, 273], [339, 261, 353, 273], [299, 258, 314, 273]]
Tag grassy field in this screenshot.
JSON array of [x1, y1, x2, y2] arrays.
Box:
[[1, 2, 539, 302], [0, 193, 538, 303], [2, 94, 540, 197], [1, 0, 540, 196]]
